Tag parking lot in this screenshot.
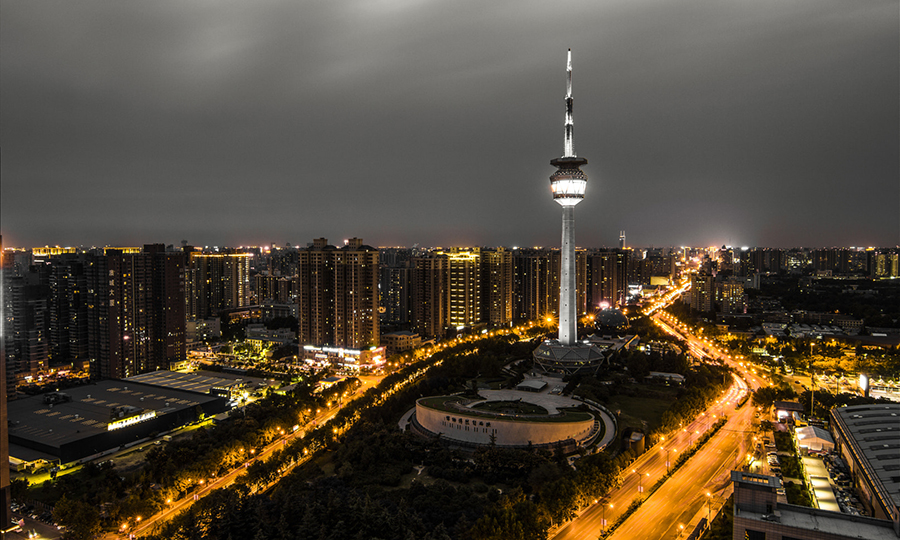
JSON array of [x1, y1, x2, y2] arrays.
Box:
[[7, 501, 63, 540]]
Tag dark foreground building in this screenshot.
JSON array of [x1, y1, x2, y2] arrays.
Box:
[[7, 380, 227, 464], [731, 470, 899, 539]]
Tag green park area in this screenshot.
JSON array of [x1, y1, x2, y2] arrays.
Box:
[[606, 386, 680, 433], [472, 400, 549, 415]]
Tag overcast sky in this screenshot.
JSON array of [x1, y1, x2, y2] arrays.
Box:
[[1, 0, 897, 249]]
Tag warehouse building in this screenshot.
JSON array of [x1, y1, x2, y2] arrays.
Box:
[[7, 380, 227, 464], [830, 403, 900, 526]]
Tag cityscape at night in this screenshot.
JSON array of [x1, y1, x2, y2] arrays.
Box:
[[1, 1, 898, 540]]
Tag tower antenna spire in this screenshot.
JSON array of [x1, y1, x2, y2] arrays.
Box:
[[564, 48, 575, 158]]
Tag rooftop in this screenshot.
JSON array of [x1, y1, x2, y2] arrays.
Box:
[[125, 370, 262, 394], [7, 380, 220, 448], [831, 403, 900, 511], [736, 504, 898, 540]]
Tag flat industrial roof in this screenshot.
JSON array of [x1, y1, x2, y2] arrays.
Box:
[[831, 404, 900, 512], [7, 380, 219, 449], [125, 370, 256, 394]]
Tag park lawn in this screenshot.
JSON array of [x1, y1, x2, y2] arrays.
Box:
[[472, 400, 549, 415], [607, 393, 676, 432]]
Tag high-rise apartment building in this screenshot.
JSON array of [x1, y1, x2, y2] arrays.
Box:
[[440, 248, 483, 330], [589, 249, 628, 308], [719, 279, 746, 315], [379, 258, 411, 326], [254, 273, 297, 304], [85, 245, 186, 379], [185, 250, 251, 320], [297, 238, 379, 348], [2, 268, 49, 381], [48, 255, 89, 370], [868, 249, 899, 278], [513, 249, 559, 321], [0, 236, 11, 527], [813, 248, 852, 275], [482, 247, 513, 327], [410, 254, 448, 339], [690, 273, 715, 313]]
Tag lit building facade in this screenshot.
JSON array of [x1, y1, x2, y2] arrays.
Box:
[[513, 248, 559, 321], [719, 278, 746, 314], [440, 248, 483, 330], [690, 273, 715, 313], [482, 247, 514, 327]]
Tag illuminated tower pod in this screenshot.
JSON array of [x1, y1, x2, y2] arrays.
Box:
[[533, 49, 605, 376]]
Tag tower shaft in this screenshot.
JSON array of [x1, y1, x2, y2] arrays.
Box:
[[559, 206, 576, 345]]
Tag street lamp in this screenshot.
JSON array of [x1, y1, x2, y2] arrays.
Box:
[[632, 469, 648, 493], [602, 501, 613, 532], [706, 492, 712, 523]]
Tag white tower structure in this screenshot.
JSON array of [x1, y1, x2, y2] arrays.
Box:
[[533, 49, 605, 375], [550, 49, 587, 346]]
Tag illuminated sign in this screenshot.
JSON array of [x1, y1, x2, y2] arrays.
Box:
[[107, 411, 157, 431]]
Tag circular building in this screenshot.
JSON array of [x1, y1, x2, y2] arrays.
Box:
[[532, 340, 606, 376], [594, 308, 630, 336], [411, 389, 605, 453]]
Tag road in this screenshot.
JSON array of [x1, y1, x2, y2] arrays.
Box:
[[553, 307, 768, 540], [127, 375, 383, 538], [552, 374, 749, 540], [607, 388, 754, 540]]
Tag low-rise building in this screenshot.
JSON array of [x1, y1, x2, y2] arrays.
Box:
[[301, 345, 386, 371], [381, 331, 422, 356], [732, 470, 898, 540]]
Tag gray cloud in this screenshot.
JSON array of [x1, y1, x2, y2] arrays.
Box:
[[1, 0, 897, 248]]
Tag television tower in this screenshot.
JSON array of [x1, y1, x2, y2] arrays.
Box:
[[533, 50, 604, 375], [550, 48, 588, 346]]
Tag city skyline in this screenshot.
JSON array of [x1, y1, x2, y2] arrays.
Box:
[[1, 1, 898, 249]]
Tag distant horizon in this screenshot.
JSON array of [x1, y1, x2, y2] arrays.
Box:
[[1, 237, 897, 252]]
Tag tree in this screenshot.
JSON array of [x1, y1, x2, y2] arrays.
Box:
[[10, 478, 29, 500], [53, 495, 101, 540]]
